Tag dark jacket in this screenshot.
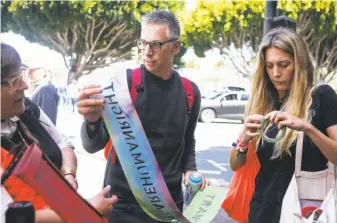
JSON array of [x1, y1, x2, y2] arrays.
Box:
[[1, 98, 63, 169]]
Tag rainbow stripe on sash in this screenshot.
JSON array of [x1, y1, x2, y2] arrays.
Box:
[[100, 75, 227, 223]]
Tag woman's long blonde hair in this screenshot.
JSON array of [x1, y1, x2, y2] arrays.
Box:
[[246, 27, 315, 158]]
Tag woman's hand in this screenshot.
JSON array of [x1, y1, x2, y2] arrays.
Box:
[[265, 111, 310, 132], [240, 114, 264, 143]]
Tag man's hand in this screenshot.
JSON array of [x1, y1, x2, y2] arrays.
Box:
[[76, 84, 104, 122], [89, 185, 118, 217], [64, 174, 78, 190], [184, 171, 207, 191]]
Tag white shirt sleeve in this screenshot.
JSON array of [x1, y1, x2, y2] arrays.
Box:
[[1, 185, 13, 222], [38, 108, 74, 150]]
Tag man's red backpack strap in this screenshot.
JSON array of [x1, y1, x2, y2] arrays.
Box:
[[130, 67, 142, 103], [104, 67, 195, 162], [180, 77, 194, 114], [130, 68, 194, 111]]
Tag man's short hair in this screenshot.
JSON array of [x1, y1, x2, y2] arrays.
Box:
[[141, 10, 180, 40]]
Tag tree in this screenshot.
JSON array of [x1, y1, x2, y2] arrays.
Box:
[[279, 1, 337, 82], [181, 1, 264, 78], [1, 0, 184, 83], [182, 0, 337, 82]]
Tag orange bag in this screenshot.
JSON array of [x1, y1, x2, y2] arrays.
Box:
[[222, 140, 261, 223]]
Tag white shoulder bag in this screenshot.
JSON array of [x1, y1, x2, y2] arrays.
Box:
[[280, 132, 336, 223]]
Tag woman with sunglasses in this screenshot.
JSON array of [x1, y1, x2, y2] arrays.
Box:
[[1, 43, 118, 222]]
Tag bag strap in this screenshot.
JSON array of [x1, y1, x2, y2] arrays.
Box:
[[130, 67, 195, 113], [20, 98, 63, 170], [295, 132, 336, 187], [181, 76, 194, 114], [295, 132, 304, 176], [130, 68, 142, 103]]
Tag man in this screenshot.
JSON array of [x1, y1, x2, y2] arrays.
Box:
[[77, 10, 205, 223], [29, 67, 59, 125]]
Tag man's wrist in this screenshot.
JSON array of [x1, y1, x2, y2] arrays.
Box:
[[85, 116, 103, 126], [85, 117, 102, 136]]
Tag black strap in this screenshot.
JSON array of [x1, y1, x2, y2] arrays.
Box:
[[20, 98, 63, 169]]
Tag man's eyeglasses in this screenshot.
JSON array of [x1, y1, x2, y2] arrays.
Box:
[[136, 38, 178, 52], [1, 70, 25, 88]]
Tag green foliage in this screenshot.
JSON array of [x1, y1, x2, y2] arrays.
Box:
[[181, 1, 265, 57], [185, 57, 201, 70], [278, 0, 337, 82], [182, 0, 337, 81], [1, 0, 185, 82]]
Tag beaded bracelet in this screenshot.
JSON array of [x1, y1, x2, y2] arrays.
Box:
[[236, 138, 249, 148]]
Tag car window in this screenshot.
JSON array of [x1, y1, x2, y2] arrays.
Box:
[[223, 94, 238, 101], [228, 87, 245, 92], [240, 94, 249, 101]]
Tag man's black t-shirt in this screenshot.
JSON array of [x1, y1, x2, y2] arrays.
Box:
[[249, 85, 337, 223], [81, 65, 201, 204]]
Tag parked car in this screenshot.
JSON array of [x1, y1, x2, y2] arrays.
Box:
[[221, 86, 246, 92], [199, 91, 249, 123], [201, 86, 247, 99], [201, 89, 219, 99]]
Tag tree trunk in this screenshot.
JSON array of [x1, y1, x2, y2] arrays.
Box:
[[67, 71, 78, 85]]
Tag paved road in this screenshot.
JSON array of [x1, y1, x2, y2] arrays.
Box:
[[56, 106, 240, 222], [197, 146, 232, 186]]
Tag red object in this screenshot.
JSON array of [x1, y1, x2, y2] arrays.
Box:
[[104, 67, 195, 161], [222, 141, 260, 223], [180, 76, 194, 114], [1, 147, 48, 211], [9, 143, 108, 223], [301, 206, 322, 218], [130, 67, 142, 102], [104, 138, 116, 164], [236, 138, 249, 148]]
